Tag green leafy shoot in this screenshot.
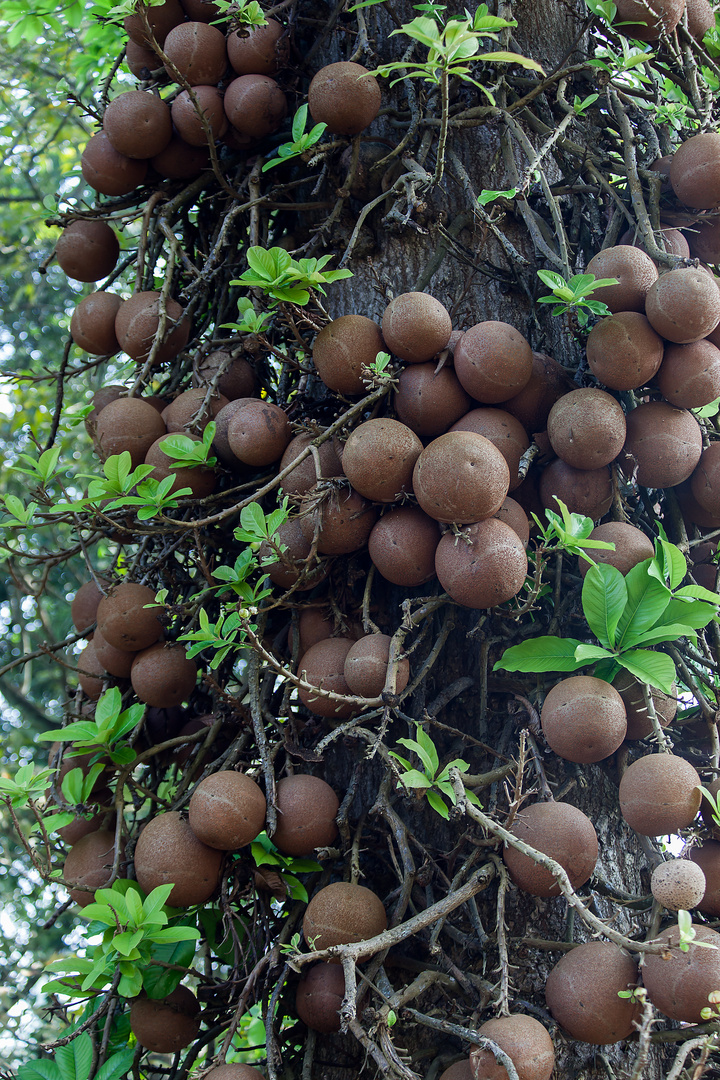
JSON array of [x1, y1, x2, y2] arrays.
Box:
[[536, 270, 619, 327], [0, 764, 54, 807], [60, 763, 108, 807], [36, 686, 143, 766], [532, 497, 617, 560], [220, 296, 271, 335], [262, 105, 327, 172], [701, 989, 720, 1020], [234, 498, 290, 548], [45, 881, 200, 999], [12, 445, 62, 485], [389, 724, 481, 819], [179, 608, 246, 668], [677, 909, 718, 953], [585, 0, 617, 23], [158, 422, 217, 469], [17, 1031, 134, 1080], [251, 832, 322, 902], [215, 0, 267, 27], [573, 93, 599, 114], [233, 246, 352, 306], [113, 474, 195, 521], [371, 8, 544, 101], [477, 186, 518, 206], [0, 494, 39, 528], [701, 785, 720, 831], [361, 350, 393, 383]]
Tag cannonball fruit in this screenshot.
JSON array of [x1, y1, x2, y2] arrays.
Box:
[[651, 858, 706, 910], [645, 267, 720, 344], [81, 131, 148, 196], [223, 74, 287, 138], [618, 753, 701, 836], [690, 842, 720, 915], [96, 581, 163, 652], [129, 986, 200, 1053], [540, 676, 627, 763], [308, 61, 381, 136], [115, 291, 190, 366], [172, 86, 228, 145], [657, 339, 720, 409], [55, 220, 119, 283], [577, 522, 654, 578], [94, 395, 167, 469], [502, 801, 598, 897], [227, 400, 290, 466], [470, 1015, 555, 1080], [504, 351, 572, 434], [299, 488, 376, 555], [341, 419, 422, 503], [298, 637, 356, 719], [133, 810, 222, 906], [368, 506, 441, 586], [585, 246, 658, 313], [71, 579, 106, 633], [188, 771, 266, 850], [71, 292, 122, 356], [613, 0, 684, 39], [124, 0, 185, 46], [163, 21, 228, 85], [130, 642, 197, 707], [296, 963, 344, 1033], [394, 363, 472, 437], [539, 460, 613, 519], [103, 90, 173, 159], [63, 830, 123, 907], [450, 409, 529, 492], [454, 321, 533, 403], [435, 518, 528, 609], [587, 306, 664, 391], [163, 387, 228, 432], [227, 19, 287, 75], [203, 1068, 264, 1080], [547, 388, 626, 470], [690, 442, 720, 517], [382, 292, 452, 363], [413, 431, 510, 524], [279, 433, 343, 496], [344, 633, 410, 698], [272, 774, 339, 856], [670, 133, 720, 211], [545, 942, 641, 1043], [642, 925, 720, 1022], [623, 401, 702, 489], [303, 882, 387, 950], [312, 314, 385, 395]]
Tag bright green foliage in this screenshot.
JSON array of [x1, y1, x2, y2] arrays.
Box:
[[477, 187, 518, 206], [234, 247, 353, 305], [251, 833, 322, 902], [495, 529, 720, 693], [676, 909, 718, 953], [0, 763, 54, 806], [180, 608, 247, 669], [45, 881, 200, 999], [221, 297, 272, 335], [389, 725, 482, 819], [37, 687, 143, 766], [262, 105, 327, 172], [18, 1030, 134, 1080], [532, 497, 617, 561], [536, 270, 619, 327], [160, 422, 218, 469], [371, 7, 543, 100]]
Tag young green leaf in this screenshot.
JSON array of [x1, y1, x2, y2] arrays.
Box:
[[494, 637, 586, 673], [581, 563, 628, 648]]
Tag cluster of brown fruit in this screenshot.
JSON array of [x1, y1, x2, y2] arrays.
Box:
[[613, 0, 714, 46]]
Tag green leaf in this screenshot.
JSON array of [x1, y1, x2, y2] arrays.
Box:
[[574, 643, 614, 662], [18, 1063, 61, 1080], [142, 933, 197, 998], [662, 598, 718, 630], [426, 790, 450, 818], [95, 687, 122, 729], [291, 103, 308, 142], [615, 560, 671, 647], [658, 537, 687, 589], [398, 769, 433, 789], [582, 563, 628, 648], [414, 725, 440, 775], [616, 649, 677, 694], [94, 1049, 136, 1080], [240, 502, 266, 537], [494, 637, 586, 673], [621, 622, 697, 649], [150, 926, 201, 944], [674, 584, 720, 605]]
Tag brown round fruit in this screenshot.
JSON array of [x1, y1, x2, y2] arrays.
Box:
[[613, 670, 678, 739], [223, 74, 287, 138], [272, 774, 339, 856], [538, 460, 613, 519], [125, 39, 159, 79], [63, 830, 123, 908], [435, 518, 528, 609], [195, 350, 256, 400], [103, 90, 173, 159], [502, 801, 598, 897], [586, 312, 664, 392], [278, 433, 343, 496], [368, 505, 441, 586], [454, 322, 533, 404], [382, 292, 452, 363], [642, 925, 720, 1022], [164, 21, 228, 84], [618, 753, 701, 835], [613, 0, 684, 39], [657, 339, 720, 409], [623, 401, 702, 488], [171, 85, 229, 146], [71, 292, 122, 356], [341, 419, 422, 502], [577, 521, 655, 578], [470, 1014, 555, 1080], [296, 963, 344, 1033], [151, 133, 210, 178], [494, 497, 530, 545], [299, 488, 377, 555], [690, 442, 720, 517], [393, 362, 472, 437], [124, 0, 185, 46], [412, 431, 510, 524], [134, 810, 223, 906], [547, 388, 626, 470], [540, 675, 627, 763], [671, 133, 720, 211], [81, 131, 148, 196], [71, 579, 106, 633], [188, 771, 266, 849], [259, 518, 325, 592], [227, 19, 287, 75], [129, 986, 200, 1052], [96, 581, 163, 652], [585, 246, 658, 313], [298, 637, 356, 719], [76, 640, 106, 700], [227, 400, 291, 465], [203, 1067, 264, 1080], [308, 61, 381, 136], [545, 942, 641, 1043], [344, 634, 410, 698], [303, 882, 387, 949], [645, 267, 720, 344], [115, 291, 190, 366], [312, 314, 385, 395], [163, 387, 228, 433], [93, 627, 135, 678], [55, 220, 119, 284], [450, 408, 529, 491], [651, 858, 706, 911], [94, 396, 167, 469], [131, 642, 197, 707], [504, 351, 573, 434]]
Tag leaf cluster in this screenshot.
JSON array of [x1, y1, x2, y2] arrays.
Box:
[[37, 687, 143, 766], [537, 270, 619, 327], [389, 724, 481, 819], [234, 247, 352, 306]]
